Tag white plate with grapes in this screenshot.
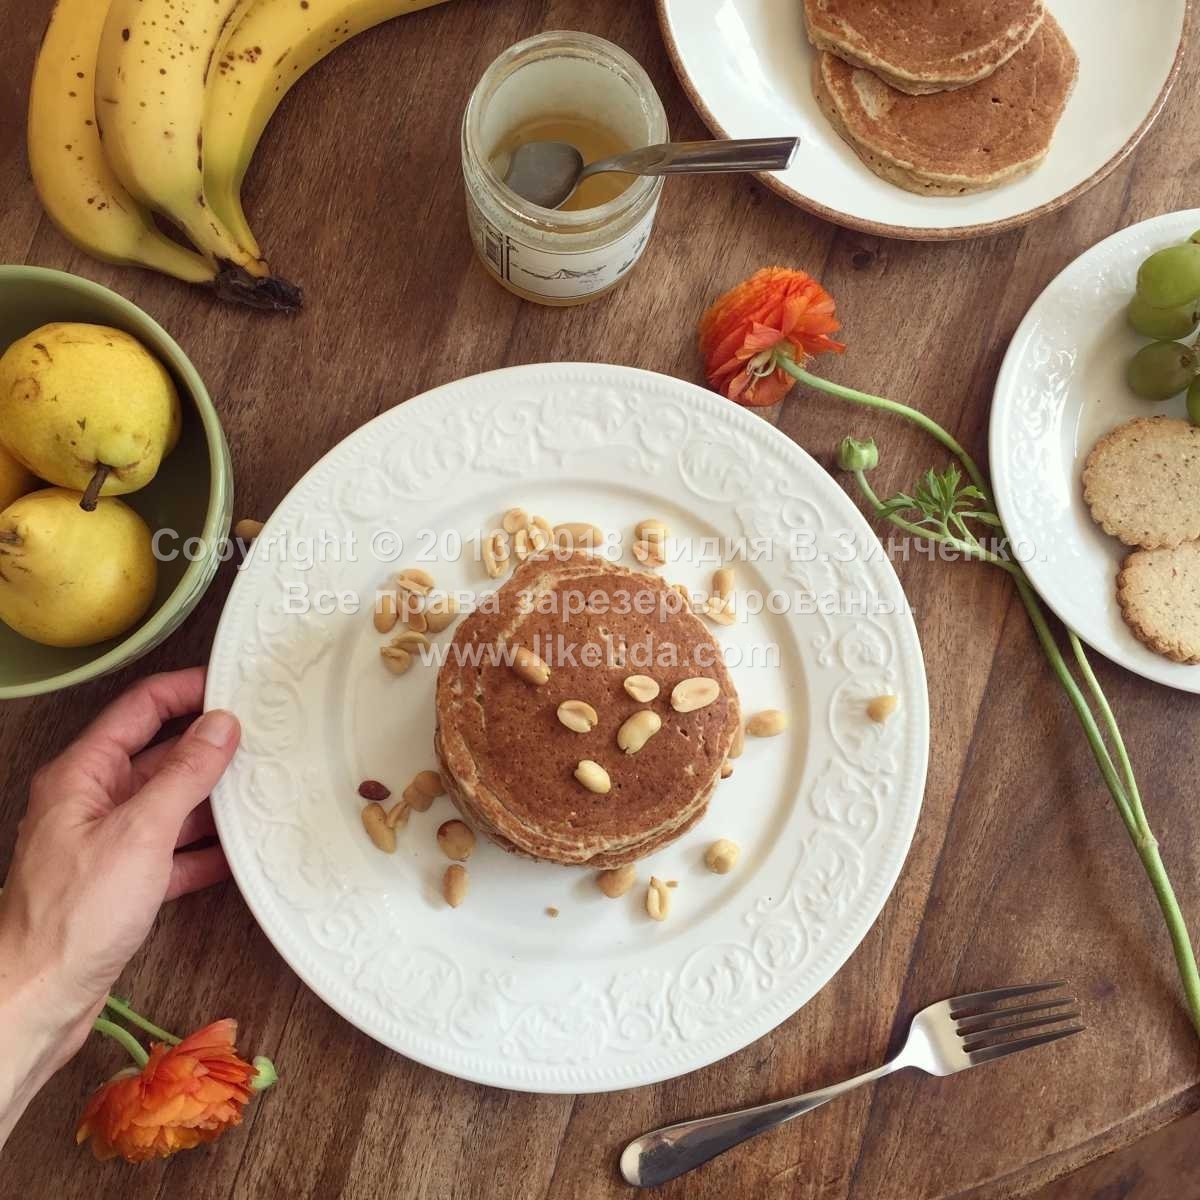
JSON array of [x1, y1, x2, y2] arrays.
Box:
[[990, 210, 1200, 692]]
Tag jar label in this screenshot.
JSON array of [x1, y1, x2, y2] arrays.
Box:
[[467, 193, 657, 301]]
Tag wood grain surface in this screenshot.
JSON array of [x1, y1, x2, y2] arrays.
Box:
[[2, 1, 1199, 1196]]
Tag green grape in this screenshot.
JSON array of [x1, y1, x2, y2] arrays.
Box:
[[1126, 340, 1200, 401], [1127, 294, 1200, 340], [1191, 230, 1200, 245], [1136, 243, 1200, 308], [1189, 377, 1200, 427]]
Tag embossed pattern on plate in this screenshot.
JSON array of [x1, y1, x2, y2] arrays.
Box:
[[207, 364, 928, 1092], [991, 210, 1200, 693]]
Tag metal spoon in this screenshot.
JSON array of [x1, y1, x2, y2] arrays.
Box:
[[502, 136, 799, 209]]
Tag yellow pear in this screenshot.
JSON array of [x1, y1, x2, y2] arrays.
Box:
[[0, 443, 36, 509], [0, 487, 157, 647], [0, 323, 181, 510]]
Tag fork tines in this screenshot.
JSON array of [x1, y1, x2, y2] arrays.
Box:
[[951, 980, 1084, 1065]]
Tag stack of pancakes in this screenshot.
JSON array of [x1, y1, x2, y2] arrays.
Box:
[[807, 0, 1078, 195], [435, 552, 741, 868]]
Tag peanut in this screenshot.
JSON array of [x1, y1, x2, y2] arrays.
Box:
[[705, 839, 740, 874], [720, 760, 734, 779], [554, 522, 604, 552], [443, 864, 468, 908], [557, 699, 599, 733], [512, 645, 551, 685], [713, 566, 735, 600], [502, 507, 529, 534], [395, 570, 433, 596], [380, 644, 413, 675], [385, 800, 410, 830], [482, 530, 505, 578], [545, 907, 560, 919], [413, 770, 446, 800], [671, 677, 721, 713], [596, 864, 637, 898], [513, 527, 532, 561], [867, 694, 899, 723], [574, 760, 611, 794], [234, 518, 264, 542], [425, 593, 459, 633], [623, 674, 660, 703], [646, 876, 670, 921], [373, 591, 399, 634], [361, 803, 396, 853], [389, 629, 429, 654], [747, 709, 788, 738], [437, 819, 476, 861], [617, 710, 662, 755], [635, 518, 669, 545]]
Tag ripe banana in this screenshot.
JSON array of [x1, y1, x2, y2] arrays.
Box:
[[95, 0, 301, 308], [28, 0, 214, 284], [204, 0, 453, 259]]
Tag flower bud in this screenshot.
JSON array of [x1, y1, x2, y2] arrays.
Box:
[[837, 436, 879, 472]]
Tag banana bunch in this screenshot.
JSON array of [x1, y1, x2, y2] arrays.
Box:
[[28, 0, 452, 309]]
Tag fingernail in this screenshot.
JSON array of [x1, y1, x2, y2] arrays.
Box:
[[194, 709, 239, 748]]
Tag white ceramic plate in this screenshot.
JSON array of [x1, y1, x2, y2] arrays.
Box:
[[991, 211, 1200, 692], [656, 0, 1189, 240], [207, 364, 928, 1092]]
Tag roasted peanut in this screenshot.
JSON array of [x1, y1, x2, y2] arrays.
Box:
[[424, 593, 459, 633], [512, 645, 551, 685], [623, 674, 660, 703], [747, 709, 788, 738], [389, 628, 430, 655], [380, 644, 413, 675], [596, 864, 637, 898], [513, 527, 532, 561], [557, 699, 599, 733], [635, 518, 669, 545], [373, 591, 399, 634], [443, 864, 468, 908], [671, 677, 721, 713], [575, 760, 611, 794], [482, 530, 506, 578], [234, 518, 264, 542], [437, 819, 476, 861], [413, 770, 446, 800], [713, 566, 735, 600], [867, 694, 899, 723], [361, 803, 396, 853], [502, 506, 529, 534], [705, 839, 740, 874], [553, 522, 604, 552], [385, 801, 410, 830], [617, 710, 662, 755], [395, 569, 433, 596], [646, 876, 670, 921]]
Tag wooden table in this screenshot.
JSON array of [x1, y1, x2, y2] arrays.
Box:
[[2, 2, 1199, 1196]]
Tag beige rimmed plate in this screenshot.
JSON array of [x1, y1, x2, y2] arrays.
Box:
[[656, 0, 1190, 240], [207, 363, 928, 1092]]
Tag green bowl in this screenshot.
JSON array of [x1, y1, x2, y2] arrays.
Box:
[[0, 266, 231, 699]]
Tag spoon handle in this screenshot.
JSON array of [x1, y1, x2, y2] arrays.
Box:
[[582, 137, 798, 180]]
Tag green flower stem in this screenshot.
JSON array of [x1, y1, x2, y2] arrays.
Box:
[[103, 995, 181, 1046], [93, 1018, 149, 1069], [785, 361, 993, 501], [798, 358, 1200, 1038]]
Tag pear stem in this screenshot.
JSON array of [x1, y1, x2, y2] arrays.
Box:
[[80, 464, 111, 512]]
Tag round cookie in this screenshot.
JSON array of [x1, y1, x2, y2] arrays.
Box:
[[1117, 540, 1200, 665], [1082, 417, 1200, 550]]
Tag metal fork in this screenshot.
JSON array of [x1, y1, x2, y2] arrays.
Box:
[[620, 981, 1084, 1188]]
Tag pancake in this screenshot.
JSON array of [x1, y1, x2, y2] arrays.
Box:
[[812, 14, 1077, 196], [804, 0, 1044, 95], [434, 551, 740, 868]]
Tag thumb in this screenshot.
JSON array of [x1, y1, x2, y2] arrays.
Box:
[[127, 709, 241, 833]]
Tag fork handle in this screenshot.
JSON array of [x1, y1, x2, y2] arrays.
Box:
[[619, 1059, 904, 1188]]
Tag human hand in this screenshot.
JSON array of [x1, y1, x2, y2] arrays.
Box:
[[0, 668, 240, 1076]]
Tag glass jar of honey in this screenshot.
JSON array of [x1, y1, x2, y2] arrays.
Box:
[[461, 31, 669, 306]]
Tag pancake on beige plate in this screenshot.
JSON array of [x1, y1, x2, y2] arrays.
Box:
[[812, 14, 1078, 196], [804, 0, 1045, 94], [435, 551, 741, 869]]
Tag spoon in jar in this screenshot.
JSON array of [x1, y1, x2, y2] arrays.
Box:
[[502, 136, 799, 210]]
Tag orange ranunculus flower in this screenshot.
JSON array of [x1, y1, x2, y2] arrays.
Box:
[[698, 267, 844, 406], [76, 1019, 258, 1163]]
